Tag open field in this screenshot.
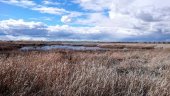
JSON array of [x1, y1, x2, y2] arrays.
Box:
[[0, 41, 170, 96]]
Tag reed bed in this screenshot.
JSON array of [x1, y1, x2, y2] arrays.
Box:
[[0, 49, 170, 96]]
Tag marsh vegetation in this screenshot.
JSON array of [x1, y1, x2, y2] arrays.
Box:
[[0, 41, 170, 96]]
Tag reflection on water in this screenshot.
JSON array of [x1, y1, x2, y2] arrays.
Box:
[[20, 45, 105, 51]]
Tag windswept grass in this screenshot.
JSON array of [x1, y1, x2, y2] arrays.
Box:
[[0, 49, 170, 96]]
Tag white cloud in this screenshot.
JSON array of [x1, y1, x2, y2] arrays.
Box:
[[0, 0, 68, 15], [0, 19, 136, 41], [73, 0, 111, 11], [0, 0, 36, 8], [0, 19, 47, 37], [32, 6, 68, 15], [0, 19, 47, 41], [0, 19, 45, 29], [61, 16, 72, 23], [61, 12, 82, 23], [42, 0, 59, 6], [73, 0, 170, 39], [0, 35, 47, 41], [1, 18, 170, 41], [47, 25, 138, 40]]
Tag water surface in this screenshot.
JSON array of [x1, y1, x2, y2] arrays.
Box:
[[20, 45, 106, 51]]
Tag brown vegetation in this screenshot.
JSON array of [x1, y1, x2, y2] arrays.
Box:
[[0, 45, 170, 96], [98, 44, 155, 50]]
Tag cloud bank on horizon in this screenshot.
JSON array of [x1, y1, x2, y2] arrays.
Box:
[[0, 0, 170, 41]]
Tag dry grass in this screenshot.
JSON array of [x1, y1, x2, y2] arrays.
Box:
[[0, 49, 170, 96], [98, 44, 155, 50]]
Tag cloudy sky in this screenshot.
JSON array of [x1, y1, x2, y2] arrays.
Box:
[[0, 0, 170, 41]]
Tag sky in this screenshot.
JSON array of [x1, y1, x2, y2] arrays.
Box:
[[0, 0, 170, 41]]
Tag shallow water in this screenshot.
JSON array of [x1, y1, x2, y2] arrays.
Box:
[[20, 45, 105, 51]]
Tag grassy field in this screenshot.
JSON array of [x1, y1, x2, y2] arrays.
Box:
[[0, 41, 170, 96]]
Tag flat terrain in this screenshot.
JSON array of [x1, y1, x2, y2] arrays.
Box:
[[0, 41, 170, 96]]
